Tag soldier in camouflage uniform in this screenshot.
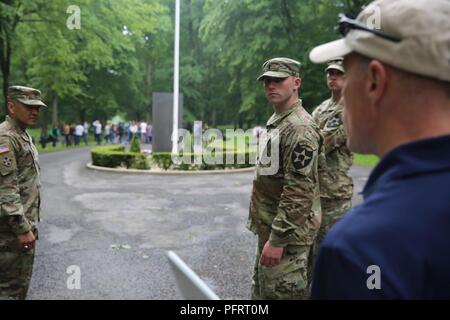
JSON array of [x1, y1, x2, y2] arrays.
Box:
[[312, 59, 353, 247], [0, 86, 46, 300], [247, 58, 323, 299]]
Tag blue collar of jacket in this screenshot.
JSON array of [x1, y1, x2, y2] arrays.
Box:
[[363, 134, 450, 198]]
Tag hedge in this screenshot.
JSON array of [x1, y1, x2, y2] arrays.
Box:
[[151, 151, 256, 171], [91, 146, 148, 169], [91, 146, 254, 171]]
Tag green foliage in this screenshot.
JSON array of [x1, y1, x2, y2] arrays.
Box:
[[2, 0, 372, 125], [151, 152, 173, 170], [130, 153, 150, 170], [129, 134, 141, 153], [151, 151, 255, 171], [91, 144, 149, 169], [91, 145, 140, 168], [353, 154, 379, 168]]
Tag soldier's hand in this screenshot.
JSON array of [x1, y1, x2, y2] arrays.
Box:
[[17, 230, 35, 251], [260, 241, 284, 267]]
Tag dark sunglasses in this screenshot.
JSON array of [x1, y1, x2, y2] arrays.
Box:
[[327, 69, 343, 77], [337, 13, 401, 43], [263, 77, 287, 84]]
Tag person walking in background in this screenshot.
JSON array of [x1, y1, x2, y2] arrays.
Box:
[[93, 120, 102, 146], [74, 123, 84, 146], [83, 121, 89, 145]]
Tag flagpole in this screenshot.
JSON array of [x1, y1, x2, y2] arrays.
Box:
[[172, 0, 180, 153]]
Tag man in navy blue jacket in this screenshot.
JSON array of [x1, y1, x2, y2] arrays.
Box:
[[308, 0, 450, 299]]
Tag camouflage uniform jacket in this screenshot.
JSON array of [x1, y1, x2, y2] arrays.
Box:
[[312, 98, 353, 210], [0, 116, 41, 236], [247, 100, 323, 247]]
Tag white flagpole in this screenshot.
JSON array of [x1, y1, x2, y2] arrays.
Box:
[[172, 0, 180, 153]]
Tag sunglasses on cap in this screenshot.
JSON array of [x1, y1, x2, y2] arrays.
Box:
[[337, 13, 401, 43]]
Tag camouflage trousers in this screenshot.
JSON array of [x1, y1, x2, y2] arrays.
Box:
[[251, 235, 312, 300], [0, 234, 35, 300]]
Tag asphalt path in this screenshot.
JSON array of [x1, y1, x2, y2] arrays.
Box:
[[27, 146, 371, 300]]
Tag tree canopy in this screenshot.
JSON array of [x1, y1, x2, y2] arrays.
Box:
[[0, 0, 371, 129]]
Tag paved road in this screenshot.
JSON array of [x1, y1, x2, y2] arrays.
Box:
[[27, 147, 371, 300]]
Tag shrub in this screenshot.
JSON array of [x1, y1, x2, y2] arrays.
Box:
[[130, 134, 141, 153], [151, 153, 173, 170], [91, 146, 141, 168], [130, 154, 150, 170], [151, 151, 256, 171], [91, 146, 256, 171]]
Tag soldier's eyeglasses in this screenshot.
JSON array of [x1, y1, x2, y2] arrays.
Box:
[[337, 13, 401, 43]]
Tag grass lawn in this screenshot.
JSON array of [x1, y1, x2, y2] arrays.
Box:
[[353, 154, 379, 168]]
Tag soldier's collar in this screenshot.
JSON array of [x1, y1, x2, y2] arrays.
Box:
[[267, 100, 302, 128], [6, 116, 25, 133], [328, 98, 344, 110], [6, 116, 30, 140]]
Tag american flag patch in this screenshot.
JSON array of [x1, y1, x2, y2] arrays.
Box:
[[0, 145, 10, 154]]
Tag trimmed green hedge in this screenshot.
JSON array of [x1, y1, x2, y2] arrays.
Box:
[[91, 146, 254, 171], [152, 151, 256, 171], [91, 146, 149, 169]]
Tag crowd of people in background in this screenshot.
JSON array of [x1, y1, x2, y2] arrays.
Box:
[[38, 120, 152, 149]]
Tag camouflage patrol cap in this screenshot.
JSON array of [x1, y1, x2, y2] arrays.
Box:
[[257, 57, 301, 81], [7, 85, 47, 107], [309, 0, 450, 82], [325, 58, 345, 73]]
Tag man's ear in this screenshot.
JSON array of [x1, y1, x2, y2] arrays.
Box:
[[294, 77, 302, 91], [367, 60, 388, 106], [7, 101, 15, 115]]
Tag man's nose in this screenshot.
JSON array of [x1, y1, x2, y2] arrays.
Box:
[[265, 80, 276, 87]]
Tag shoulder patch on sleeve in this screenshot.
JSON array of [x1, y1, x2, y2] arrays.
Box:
[[325, 113, 343, 129], [291, 143, 314, 171], [0, 152, 17, 176]]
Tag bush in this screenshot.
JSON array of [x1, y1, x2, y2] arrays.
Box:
[[151, 151, 256, 171], [130, 134, 141, 153], [130, 154, 150, 170], [151, 153, 173, 170], [91, 146, 256, 171], [91, 146, 141, 168]]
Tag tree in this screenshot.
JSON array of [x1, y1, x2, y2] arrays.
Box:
[[0, 0, 53, 114], [2, 0, 372, 127]]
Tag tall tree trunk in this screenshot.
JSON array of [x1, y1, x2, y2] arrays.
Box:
[[212, 108, 216, 127], [1, 34, 11, 115], [280, 0, 294, 42], [187, 0, 195, 51], [40, 107, 49, 141], [52, 96, 58, 127]]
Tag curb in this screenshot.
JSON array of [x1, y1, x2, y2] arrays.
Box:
[[86, 163, 256, 175]]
